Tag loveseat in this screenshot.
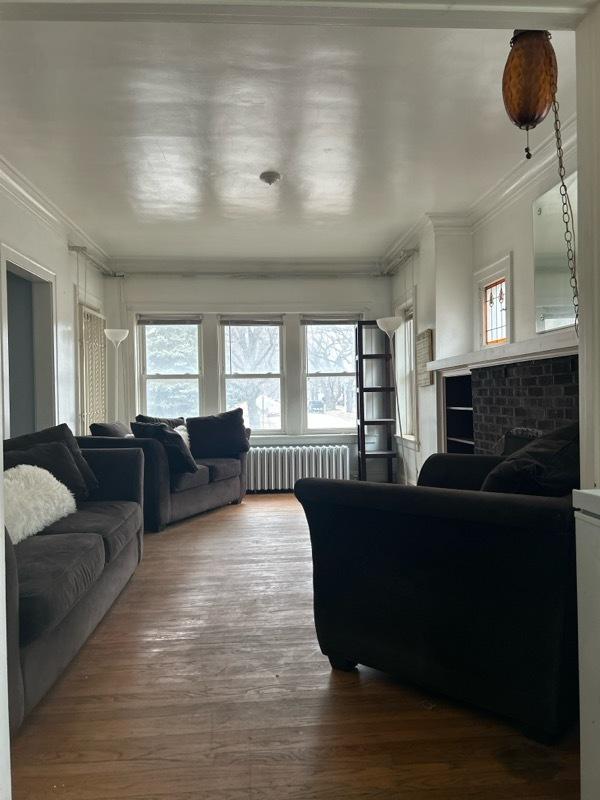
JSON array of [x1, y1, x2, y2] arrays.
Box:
[[6, 446, 144, 734], [78, 414, 250, 532], [295, 448, 579, 742]]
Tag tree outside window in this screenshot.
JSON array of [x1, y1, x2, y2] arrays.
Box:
[[304, 323, 356, 430], [141, 323, 201, 418], [222, 323, 282, 431]]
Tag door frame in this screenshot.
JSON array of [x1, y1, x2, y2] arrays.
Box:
[[0, 244, 58, 437]]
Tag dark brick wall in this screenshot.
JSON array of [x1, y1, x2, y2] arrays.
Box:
[[472, 355, 579, 455]]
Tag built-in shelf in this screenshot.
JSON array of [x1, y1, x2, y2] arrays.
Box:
[[444, 374, 474, 454]]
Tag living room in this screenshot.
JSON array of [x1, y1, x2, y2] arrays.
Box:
[[1, 2, 600, 799]]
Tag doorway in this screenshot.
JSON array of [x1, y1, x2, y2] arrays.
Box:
[[1, 248, 57, 438]]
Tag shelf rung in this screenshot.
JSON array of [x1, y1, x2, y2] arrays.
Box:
[[360, 450, 397, 458], [363, 418, 395, 425], [360, 386, 395, 392]]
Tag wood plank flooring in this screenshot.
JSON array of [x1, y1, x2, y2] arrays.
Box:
[[10, 494, 580, 799]]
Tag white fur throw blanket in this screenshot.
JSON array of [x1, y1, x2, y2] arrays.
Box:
[[4, 465, 76, 545]]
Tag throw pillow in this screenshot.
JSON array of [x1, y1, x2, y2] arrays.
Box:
[[4, 442, 89, 501], [90, 422, 132, 437], [482, 421, 580, 497], [135, 414, 184, 429], [131, 422, 198, 474], [187, 409, 250, 458], [4, 423, 99, 494], [4, 465, 76, 545], [174, 424, 191, 449]]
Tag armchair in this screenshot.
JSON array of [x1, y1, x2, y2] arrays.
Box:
[[295, 453, 578, 742]]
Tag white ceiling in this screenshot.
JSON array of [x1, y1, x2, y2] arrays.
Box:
[[0, 22, 576, 261]]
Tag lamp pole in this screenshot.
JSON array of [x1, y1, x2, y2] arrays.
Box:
[[104, 329, 129, 422]]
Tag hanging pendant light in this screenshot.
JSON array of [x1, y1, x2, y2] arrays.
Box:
[[502, 30, 557, 159], [502, 29, 579, 336]]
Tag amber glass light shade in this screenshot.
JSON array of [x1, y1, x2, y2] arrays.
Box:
[[502, 30, 557, 131]]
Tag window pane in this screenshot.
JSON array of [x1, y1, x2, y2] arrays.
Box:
[[224, 325, 280, 374], [306, 324, 356, 373], [145, 325, 199, 375], [226, 377, 281, 430], [146, 379, 199, 418], [484, 279, 507, 345], [307, 376, 356, 429]]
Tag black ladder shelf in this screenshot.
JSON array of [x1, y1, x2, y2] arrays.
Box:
[[356, 320, 397, 482]]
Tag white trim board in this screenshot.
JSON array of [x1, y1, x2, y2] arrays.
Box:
[[0, 1, 590, 29]]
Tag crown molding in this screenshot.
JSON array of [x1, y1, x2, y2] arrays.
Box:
[[427, 212, 473, 235], [468, 113, 578, 233], [0, 1, 588, 29], [0, 155, 109, 272], [109, 256, 385, 279]]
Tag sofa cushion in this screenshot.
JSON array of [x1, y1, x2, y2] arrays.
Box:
[[135, 414, 184, 429], [4, 442, 89, 501], [170, 464, 210, 493], [89, 422, 132, 437], [15, 533, 105, 646], [482, 422, 580, 497], [42, 501, 141, 564], [187, 409, 250, 458], [131, 421, 197, 474], [196, 458, 241, 483], [4, 423, 99, 495]]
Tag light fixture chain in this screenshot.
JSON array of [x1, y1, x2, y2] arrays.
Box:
[[552, 95, 579, 336]]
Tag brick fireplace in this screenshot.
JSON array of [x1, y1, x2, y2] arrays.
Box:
[[471, 355, 579, 455]]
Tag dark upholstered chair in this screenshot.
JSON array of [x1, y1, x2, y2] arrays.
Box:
[[295, 453, 578, 742]]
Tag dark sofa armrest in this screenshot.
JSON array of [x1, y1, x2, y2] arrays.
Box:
[[78, 436, 171, 532], [82, 448, 144, 506], [418, 453, 505, 490], [4, 531, 24, 735], [295, 478, 574, 532]]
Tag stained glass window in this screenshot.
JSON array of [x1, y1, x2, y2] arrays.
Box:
[[484, 278, 507, 346]]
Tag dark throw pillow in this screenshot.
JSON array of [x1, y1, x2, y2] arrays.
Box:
[[135, 414, 184, 430], [90, 421, 132, 437], [187, 409, 250, 458], [4, 423, 99, 494], [131, 422, 197, 474], [3, 442, 89, 501], [482, 422, 580, 497], [497, 427, 543, 456]]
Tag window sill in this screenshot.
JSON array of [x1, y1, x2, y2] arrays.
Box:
[[249, 432, 357, 446], [395, 433, 419, 447]]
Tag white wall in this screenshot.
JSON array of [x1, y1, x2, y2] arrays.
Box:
[[472, 165, 576, 344], [0, 188, 104, 434]]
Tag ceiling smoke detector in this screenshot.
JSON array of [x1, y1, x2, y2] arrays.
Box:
[[259, 170, 281, 186]]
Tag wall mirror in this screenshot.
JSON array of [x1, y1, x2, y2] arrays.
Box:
[[533, 172, 577, 333]]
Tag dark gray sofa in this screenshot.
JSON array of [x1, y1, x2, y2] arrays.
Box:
[[296, 452, 578, 742], [6, 447, 144, 735], [77, 429, 250, 532]]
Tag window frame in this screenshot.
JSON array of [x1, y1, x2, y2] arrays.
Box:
[[301, 321, 358, 434], [138, 320, 203, 418], [394, 302, 417, 440], [474, 253, 513, 350], [219, 318, 285, 434]]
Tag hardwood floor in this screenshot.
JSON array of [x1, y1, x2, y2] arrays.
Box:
[[11, 494, 579, 800]]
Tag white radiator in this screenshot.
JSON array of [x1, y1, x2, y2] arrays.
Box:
[[247, 445, 350, 492]]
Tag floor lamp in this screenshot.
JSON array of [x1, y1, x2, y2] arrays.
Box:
[[376, 316, 407, 485], [104, 329, 129, 422]]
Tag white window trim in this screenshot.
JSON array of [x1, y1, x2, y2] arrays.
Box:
[[301, 321, 357, 435], [219, 318, 285, 434], [137, 321, 203, 417], [474, 252, 513, 350], [394, 288, 419, 446]]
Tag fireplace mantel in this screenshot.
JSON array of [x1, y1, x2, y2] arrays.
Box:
[[427, 328, 578, 374]]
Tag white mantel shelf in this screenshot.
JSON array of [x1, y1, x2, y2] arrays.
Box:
[[427, 328, 578, 373]]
